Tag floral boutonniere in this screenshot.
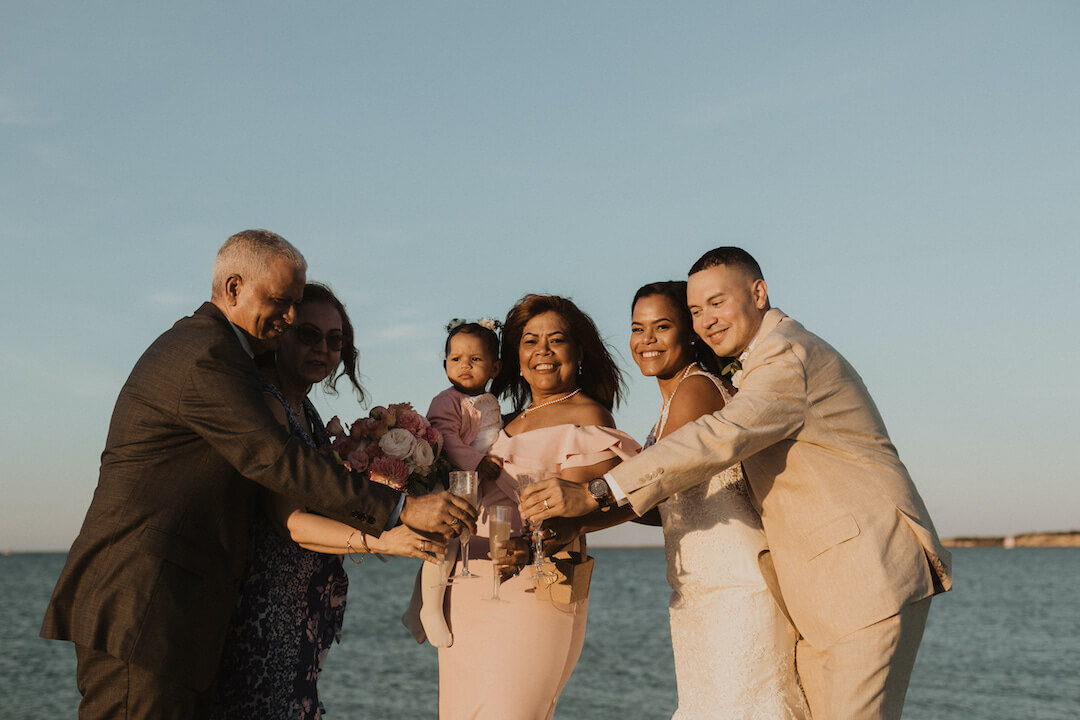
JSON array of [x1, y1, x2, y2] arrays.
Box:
[[721, 350, 750, 388]]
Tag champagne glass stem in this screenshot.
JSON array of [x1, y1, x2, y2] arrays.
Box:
[[532, 526, 545, 570], [461, 535, 472, 577]]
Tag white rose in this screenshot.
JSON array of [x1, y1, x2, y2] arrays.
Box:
[[409, 438, 435, 471], [379, 428, 416, 460]]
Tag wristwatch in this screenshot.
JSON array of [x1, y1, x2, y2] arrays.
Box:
[[588, 477, 616, 510]]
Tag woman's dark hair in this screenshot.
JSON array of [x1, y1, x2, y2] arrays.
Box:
[[300, 282, 365, 401], [444, 320, 501, 361], [491, 294, 624, 412], [631, 281, 723, 376]]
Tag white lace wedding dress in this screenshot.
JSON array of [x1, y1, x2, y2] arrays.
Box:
[[652, 371, 809, 720]]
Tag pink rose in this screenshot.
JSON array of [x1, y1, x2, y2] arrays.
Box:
[[396, 409, 427, 436], [331, 435, 356, 458], [424, 425, 442, 452], [345, 448, 370, 472], [352, 417, 385, 441], [324, 416, 346, 439], [388, 401, 414, 416], [369, 456, 410, 490]]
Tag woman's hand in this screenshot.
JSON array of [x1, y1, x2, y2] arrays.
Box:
[[519, 477, 598, 523], [491, 534, 532, 580], [366, 525, 447, 563], [489, 517, 584, 578]]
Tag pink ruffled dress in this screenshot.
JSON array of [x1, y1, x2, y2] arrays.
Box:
[[437, 424, 640, 720]]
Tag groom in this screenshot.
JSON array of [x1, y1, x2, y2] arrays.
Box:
[[41, 229, 476, 719], [524, 247, 952, 719]]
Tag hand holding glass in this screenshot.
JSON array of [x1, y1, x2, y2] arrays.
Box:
[[515, 471, 556, 582], [448, 471, 479, 581]]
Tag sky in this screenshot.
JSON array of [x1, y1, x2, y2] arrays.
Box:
[[2, 2, 1078, 551]]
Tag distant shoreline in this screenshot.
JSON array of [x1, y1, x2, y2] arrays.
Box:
[[942, 531, 1080, 548], [7, 532, 1080, 556]]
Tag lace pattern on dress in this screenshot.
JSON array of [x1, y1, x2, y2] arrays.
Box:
[[651, 367, 809, 719]]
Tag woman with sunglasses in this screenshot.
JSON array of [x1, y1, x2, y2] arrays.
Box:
[[211, 282, 444, 720]]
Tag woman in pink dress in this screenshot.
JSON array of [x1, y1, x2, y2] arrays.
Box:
[[437, 294, 639, 720]]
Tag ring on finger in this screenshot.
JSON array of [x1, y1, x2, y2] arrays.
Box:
[[420, 540, 428, 552], [543, 499, 550, 510]]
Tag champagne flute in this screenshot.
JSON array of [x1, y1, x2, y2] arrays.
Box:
[[448, 470, 479, 581], [515, 471, 557, 582], [486, 505, 512, 601]]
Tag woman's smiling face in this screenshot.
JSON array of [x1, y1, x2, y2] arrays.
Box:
[[518, 311, 580, 397], [630, 293, 696, 380]]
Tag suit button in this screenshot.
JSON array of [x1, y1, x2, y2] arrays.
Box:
[[351, 510, 363, 521]]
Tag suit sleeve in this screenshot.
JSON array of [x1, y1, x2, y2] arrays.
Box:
[[178, 341, 401, 535], [608, 334, 808, 514], [427, 393, 486, 472]]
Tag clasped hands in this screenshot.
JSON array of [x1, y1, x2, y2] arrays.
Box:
[[489, 476, 595, 578], [397, 475, 597, 574], [399, 490, 478, 560]]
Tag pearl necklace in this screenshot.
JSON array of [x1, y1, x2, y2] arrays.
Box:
[[521, 388, 582, 417]]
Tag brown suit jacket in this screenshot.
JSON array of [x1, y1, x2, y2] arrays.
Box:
[[41, 303, 401, 690], [609, 309, 952, 648]]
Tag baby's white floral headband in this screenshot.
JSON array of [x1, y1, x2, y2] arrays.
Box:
[[446, 317, 502, 333]]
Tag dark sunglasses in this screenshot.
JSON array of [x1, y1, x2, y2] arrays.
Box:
[[291, 324, 345, 351]]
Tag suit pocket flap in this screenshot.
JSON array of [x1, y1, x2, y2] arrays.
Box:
[[139, 526, 214, 578], [802, 513, 861, 561]]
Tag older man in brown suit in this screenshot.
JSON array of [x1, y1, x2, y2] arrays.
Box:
[[41, 230, 476, 719], [522, 247, 952, 719]]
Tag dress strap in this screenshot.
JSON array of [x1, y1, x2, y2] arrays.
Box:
[[653, 365, 730, 441], [262, 384, 320, 449]]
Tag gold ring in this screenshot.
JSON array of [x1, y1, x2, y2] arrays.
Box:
[[421, 540, 428, 552]]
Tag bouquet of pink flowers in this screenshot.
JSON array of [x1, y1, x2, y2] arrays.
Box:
[[324, 402, 449, 495]]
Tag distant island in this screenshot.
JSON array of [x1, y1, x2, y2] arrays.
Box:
[[943, 531, 1080, 548]]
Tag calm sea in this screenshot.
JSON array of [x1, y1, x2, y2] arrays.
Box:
[[4, 548, 1078, 719]]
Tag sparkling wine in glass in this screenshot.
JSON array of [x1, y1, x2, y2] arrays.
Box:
[[486, 505, 512, 601], [514, 470, 556, 582], [448, 470, 479, 581]]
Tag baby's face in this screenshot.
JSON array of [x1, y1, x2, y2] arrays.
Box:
[[446, 332, 500, 393]]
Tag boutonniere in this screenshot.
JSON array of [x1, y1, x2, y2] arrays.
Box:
[[722, 350, 750, 388]]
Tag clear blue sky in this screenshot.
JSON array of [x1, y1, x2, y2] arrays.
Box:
[[3, 2, 1077, 551]]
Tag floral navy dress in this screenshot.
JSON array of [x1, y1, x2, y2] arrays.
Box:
[[211, 387, 349, 720]]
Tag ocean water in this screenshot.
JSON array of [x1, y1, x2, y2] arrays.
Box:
[[4, 548, 1079, 718]]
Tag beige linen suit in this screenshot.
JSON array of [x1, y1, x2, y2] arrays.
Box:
[[609, 309, 952, 717]]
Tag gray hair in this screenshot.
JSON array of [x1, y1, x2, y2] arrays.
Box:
[[211, 229, 307, 298]]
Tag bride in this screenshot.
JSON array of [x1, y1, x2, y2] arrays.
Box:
[[522, 281, 809, 719], [627, 281, 808, 719]]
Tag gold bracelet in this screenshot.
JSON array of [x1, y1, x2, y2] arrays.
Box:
[[346, 530, 369, 565]]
